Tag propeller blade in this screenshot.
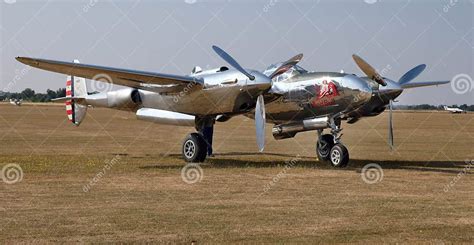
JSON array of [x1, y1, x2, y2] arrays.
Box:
[[398, 64, 426, 85], [255, 95, 266, 152], [352, 54, 387, 86], [212, 45, 255, 80], [269, 53, 304, 79], [388, 100, 394, 150]]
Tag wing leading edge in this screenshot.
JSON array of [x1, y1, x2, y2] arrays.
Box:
[[401, 80, 450, 89], [16, 57, 203, 93]]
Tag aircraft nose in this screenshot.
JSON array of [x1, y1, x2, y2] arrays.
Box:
[[344, 75, 372, 104]]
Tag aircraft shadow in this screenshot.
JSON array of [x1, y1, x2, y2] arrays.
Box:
[[140, 152, 470, 174]]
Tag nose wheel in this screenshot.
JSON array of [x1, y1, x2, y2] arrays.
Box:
[[317, 135, 349, 168], [316, 117, 350, 168], [328, 143, 349, 167]]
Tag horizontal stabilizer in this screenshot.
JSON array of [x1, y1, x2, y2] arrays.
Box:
[[51, 96, 86, 103]]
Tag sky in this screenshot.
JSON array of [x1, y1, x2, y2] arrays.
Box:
[[1, 0, 473, 105]]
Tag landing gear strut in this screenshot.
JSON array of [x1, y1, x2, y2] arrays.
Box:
[[182, 117, 215, 163], [316, 117, 349, 168]]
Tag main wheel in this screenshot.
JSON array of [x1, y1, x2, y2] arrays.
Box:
[[316, 134, 335, 161], [329, 144, 349, 168], [182, 133, 208, 163]]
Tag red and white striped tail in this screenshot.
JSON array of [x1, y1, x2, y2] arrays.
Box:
[[65, 79, 74, 122], [65, 60, 87, 126]]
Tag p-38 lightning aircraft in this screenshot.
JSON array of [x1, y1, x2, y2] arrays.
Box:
[[16, 46, 449, 167]]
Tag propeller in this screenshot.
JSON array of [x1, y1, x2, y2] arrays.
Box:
[[255, 95, 266, 152], [388, 99, 394, 150], [352, 54, 387, 86], [212, 45, 255, 80], [398, 64, 426, 85], [269, 53, 304, 79], [211, 45, 304, 152]]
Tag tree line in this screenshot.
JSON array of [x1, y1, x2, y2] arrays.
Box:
[[1, 88, 473, 111], [394, 104, 474, 111], [1, 88, 65, 102]]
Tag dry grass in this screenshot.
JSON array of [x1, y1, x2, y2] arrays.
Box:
[[0, 103, 473, 243]]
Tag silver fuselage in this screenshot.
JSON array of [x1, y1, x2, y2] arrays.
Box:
[[114, 70, 373, 125]]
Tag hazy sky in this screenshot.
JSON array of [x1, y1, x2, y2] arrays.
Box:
[[1, 0, 473, 104]]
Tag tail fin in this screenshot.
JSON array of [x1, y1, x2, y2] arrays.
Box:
[[65, 59, 88, 126]]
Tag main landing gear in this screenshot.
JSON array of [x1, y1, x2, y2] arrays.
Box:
[[182, 117, 214, 163], [316, 117, 349, 168]]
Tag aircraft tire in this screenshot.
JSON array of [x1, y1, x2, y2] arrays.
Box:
[[182, 133, 208, 163], [329, 144, 349, 168], [316, 134, 335, 161]]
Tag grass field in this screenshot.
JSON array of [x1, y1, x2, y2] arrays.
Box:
[[0, 103, 473, 243]]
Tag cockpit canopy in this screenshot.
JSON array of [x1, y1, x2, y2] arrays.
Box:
[[263, 63, 308, 82]]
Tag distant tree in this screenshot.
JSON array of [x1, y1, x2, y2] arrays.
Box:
[[459, 104, 468, 110], [20, 88, 35, 100], [46, 89, 57, 100], [56, 88, 66, 97]]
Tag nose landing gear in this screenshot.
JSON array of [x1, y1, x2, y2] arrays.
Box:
[[316, 117, 349, 168]]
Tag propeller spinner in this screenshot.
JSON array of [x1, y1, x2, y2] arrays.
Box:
[[211, 45, 303, 152]]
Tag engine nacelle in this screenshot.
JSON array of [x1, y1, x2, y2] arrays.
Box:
[[272, 117, 329, 140], [86, 88, 141, 109]]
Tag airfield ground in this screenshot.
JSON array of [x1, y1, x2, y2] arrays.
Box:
[[0, 103, 473, 243]]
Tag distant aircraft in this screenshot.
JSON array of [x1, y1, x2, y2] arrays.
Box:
[[443, 106, 466, 114], [9, 98, 22, 106]]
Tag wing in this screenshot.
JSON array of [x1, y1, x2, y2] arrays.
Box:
[[401, 80, 450, 89], [16, 57, 203, 93]]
